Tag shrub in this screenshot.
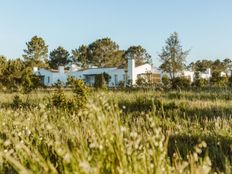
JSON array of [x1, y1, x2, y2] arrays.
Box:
[[49, 79, 90, 111], [72, 79, 90, 107], [172, 76, 191, 90], [11, 95, 23, 109], [21, 67, 41, 94], [51, 90, 67, 108], [162, 74, 171, 89], [193, 78, 209, 88], [10, 95, 37, 109], [118, 81, 126, 89], [94, 74, 107, 89], [210, 71, 228, 87]]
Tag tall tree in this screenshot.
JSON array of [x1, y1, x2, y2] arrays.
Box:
[[71, 45, 89, 69], [23, 36, 48, 67], [49, 46, 70, 69], [124, 45, 152, 66], [88, 38, 119, 67], [159, 32, 190, 79]]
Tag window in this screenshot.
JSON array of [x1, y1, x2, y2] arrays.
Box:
[[123, 74, 126, 81], [114, 75, 118, 85], [47, 77, 50, 84]]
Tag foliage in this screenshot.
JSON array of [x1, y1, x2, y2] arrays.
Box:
[[172, 76, 191, 90], [102, 72, 111, 84], [159, 32, 190, 79], [124, 45, 152, 66], [188, 59, 213, 72], [94, 74, 108, 90], [191, 72, 207, 88], [88, 38, 120, 67], [72, 42, 125, 69], [9, 95, 37, 109], [49, 80, 90, 111], [0, 56, 7, 77], [72, 79, 89, 105], [0, 90, 231, 172], [0, 59, 25, 91], [0, 91, 219, 174], [23, 35, 48, 67], [50, 89, 75, 110], [66, 79, 90, 108], [118, 80, 126, 89], [53, 79, 64, 88], [93, 73, 111, 89], [50, 79, 89, 110], [71, 45, 89, 69], [21, 67, 41, 93], [11, 95, 24, 109], [49, 46, 71, 69], [193, 78, 208, 88], [228, 75, 232, 87], [136, 73, 156, 88], [0, 58, 40, 92], [210, 71, 228, 87], [189, 58, 232, 73], [109, 50, 126, 67], [161, 74, 172, 89]]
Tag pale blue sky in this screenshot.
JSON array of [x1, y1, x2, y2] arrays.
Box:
[[0, 0, 232, 65]]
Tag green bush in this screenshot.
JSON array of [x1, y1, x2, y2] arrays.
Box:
[[11, 95, 23, 109], [210, 71, 228, 87], [72, 79, 90, 107], [172, 76, 191, 90], [94, 73, 111, 89], [10, 95, 37, 109], [50, 90, 69, 109], [49, 79, 90, 111], [193, 78, 209, 88], [162, 74, 171, 89]]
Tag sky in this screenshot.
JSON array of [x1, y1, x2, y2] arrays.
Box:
[[0, 0, 232, 66]]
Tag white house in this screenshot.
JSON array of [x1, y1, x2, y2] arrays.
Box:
[[33, 66, 68, 86], [160, 68, 212, 83], [33, 59, 161, 87]]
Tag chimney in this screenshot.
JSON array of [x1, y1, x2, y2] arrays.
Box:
[[207, 68, 211, 76], [127, 58, 136, 85], [58, 66, 65, 74]]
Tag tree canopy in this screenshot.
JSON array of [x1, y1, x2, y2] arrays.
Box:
[[23, 36, 48, 67], [159, 32, 190, 79], [188, 58, 232, 73], [88, 38, 120, 67], [124, 45, 152, 67], [49, 46, 71, 69], [71, 45, 89, 69]]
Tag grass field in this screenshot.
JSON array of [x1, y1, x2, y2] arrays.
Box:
[[0, 89, 232, 173]]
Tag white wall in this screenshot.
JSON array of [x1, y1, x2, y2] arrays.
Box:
[[35, 68, 67, 86], [34, 60, 156, 87]]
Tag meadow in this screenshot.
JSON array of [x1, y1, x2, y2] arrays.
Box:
[[0, 88, 232, 173]]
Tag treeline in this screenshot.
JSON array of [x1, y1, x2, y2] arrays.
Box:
[[0, 35, 153, 92], [1, 33, 232, 92], [22, 36, 152, 69], [157, 32, 232, 90], [158, 58, 232, 90]]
